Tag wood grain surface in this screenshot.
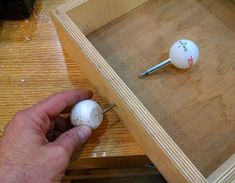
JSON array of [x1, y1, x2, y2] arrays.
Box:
[[66, 0, 147, 35], [0, 0, 144, 162], [86, 0, 235, 177]]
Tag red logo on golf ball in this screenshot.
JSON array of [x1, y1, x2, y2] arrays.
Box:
[[188, 56, 194, 67]]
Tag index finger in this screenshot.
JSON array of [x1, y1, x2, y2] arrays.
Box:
[[33, 90, 93, 119]]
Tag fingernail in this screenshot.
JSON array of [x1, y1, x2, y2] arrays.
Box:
[[77, 126, 92, 143]]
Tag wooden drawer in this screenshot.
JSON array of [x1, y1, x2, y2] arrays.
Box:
[[51, 0, 235, 182]]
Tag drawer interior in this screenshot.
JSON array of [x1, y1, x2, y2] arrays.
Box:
[[67, 0, 235, 177]]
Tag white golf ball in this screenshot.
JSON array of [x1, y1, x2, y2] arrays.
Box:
[[70, 100, 103, 129], [169, 39, 199, 69]]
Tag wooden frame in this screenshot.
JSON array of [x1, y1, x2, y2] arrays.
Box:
[[51, 0, 235, 182]]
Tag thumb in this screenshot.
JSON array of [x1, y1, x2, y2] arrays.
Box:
[[52, 125, 92, 156]]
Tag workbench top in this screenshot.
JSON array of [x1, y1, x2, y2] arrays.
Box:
[[0, 0, 144, 162]]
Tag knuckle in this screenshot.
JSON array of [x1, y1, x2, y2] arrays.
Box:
[[35, 111, 49, 123], [11, 110, 28, 125], [29, 111, 50, 130], [53, 93, 64, 101], [13, 110, 25, 120]]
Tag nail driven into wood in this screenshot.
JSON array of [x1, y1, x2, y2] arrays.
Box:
[[102, 104, 116, 114], [139, 39, 199, 78]]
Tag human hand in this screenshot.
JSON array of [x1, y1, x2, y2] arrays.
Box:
[[0, 90, 93, 183]]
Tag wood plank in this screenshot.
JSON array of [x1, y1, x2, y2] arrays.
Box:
[[0, 0, 144, 162], [65, 0, 147, 35]]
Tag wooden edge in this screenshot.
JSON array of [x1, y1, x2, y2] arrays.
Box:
[[60, 0, 148, 36], [55, 0, 87, 14], [207, 154, 235, 183], [50, 3, 207, 183]]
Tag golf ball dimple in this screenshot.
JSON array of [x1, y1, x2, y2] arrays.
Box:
[[169, 39, 199, 69], [70, 100, 103, 129]]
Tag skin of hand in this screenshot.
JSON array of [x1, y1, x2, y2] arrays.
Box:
[[0, 90, 93, 183]]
